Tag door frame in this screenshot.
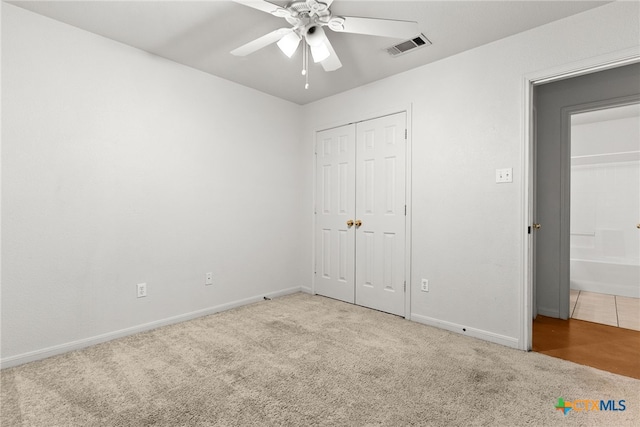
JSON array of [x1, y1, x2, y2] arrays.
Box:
[[311, 104, 413, 319], [521, 48, 639, 350]]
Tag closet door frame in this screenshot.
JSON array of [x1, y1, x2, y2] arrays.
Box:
[[311, 105, 413, 320]]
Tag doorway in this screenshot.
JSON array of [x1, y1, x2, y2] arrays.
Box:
[[314, 112, 408, 317], [569, 104, 640, 330], [530, 63, 640, 377], [532, 62, 640, 321]]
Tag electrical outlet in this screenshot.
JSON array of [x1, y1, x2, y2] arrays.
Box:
[[205, 272, 213, 286], [137, 283, 147, 298], [495, 168, 513, 183], [421, 279, 429, 292]]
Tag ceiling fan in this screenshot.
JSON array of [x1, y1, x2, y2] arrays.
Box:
[[231, 0, 419, 87]]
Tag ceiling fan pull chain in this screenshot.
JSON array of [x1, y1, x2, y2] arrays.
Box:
[[304, 43, 309, 89], [306, 46, 310, 89], [302, 41, 307, 76]]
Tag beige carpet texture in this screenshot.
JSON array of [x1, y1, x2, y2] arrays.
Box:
[[1, 293, 639, 426]]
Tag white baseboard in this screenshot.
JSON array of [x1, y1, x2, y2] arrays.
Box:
[[1, 286, 303, 370], [411, 313, 520, 349], [300, 285, 312, 294]]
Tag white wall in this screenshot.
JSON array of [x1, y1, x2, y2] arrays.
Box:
[[301, 1, 640, 348], [1, 4, 306, 365]]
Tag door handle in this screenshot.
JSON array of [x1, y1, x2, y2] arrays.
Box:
[[355, 220, 362, 227], [346, 219, 354, 227], [637, 223, 640, 229], [533, 223, 541, 230]]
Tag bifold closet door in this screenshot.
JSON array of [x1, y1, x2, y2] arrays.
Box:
[[355, 113, 406, 316], [315, 112, 406, 316], [315, 124, 357, 303]]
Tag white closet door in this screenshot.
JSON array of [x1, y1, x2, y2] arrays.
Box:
[[355, 113, 406, 316], [315, 124, 356, 303]]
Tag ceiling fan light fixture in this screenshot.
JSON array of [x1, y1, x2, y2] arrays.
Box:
[[310, 42, 330, 63], [277, 32, 301, 57], [304, 24, 325, 46]]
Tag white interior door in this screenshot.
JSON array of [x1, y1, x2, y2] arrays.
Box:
[[315, 124, 356, 303], [315, 112, 407, 316], [355, 113, 407, 316]]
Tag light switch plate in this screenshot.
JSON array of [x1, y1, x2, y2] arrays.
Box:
[[496, 168, 513, 183], [137, 283, 147, 298]]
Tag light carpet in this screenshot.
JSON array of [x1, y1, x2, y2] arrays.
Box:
[[1, 293, 639, 426]]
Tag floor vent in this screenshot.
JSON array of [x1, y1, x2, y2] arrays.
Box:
[[386, 34, 432, 57]]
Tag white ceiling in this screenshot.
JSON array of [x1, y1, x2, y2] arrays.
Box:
[[8, 0, 611, 105]]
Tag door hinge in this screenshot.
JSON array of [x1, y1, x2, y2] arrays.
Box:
[[528, 226, 531, 234]]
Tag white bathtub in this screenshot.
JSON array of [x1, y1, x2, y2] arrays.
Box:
[[570, 258, 640, 298]]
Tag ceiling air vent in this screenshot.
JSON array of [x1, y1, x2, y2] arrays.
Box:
[[386, 34, 432, 57]]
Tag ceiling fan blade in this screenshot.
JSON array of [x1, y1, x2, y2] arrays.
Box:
[[233, 0, 284, 15], [334, 16, 419, 39], [231, 28, 293, 56], [319, 34, 342, 72]]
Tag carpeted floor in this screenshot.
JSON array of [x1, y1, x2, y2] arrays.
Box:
[[1, 293, 639, 426]]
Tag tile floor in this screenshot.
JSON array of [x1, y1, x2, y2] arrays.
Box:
[[570, 289, 640, 331]]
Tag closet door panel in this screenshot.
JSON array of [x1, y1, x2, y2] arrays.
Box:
[[315, 124, 356, 303], [355, 113, 406, 316]]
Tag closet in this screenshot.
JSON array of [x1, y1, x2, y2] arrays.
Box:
[[315, 112, 407, 316]]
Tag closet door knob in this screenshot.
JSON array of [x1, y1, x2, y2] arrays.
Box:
[[346, 220, 354, 227], [636, 223, 640, 229], [355, 220, 362, 227], [533, 223, 541, 230]]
